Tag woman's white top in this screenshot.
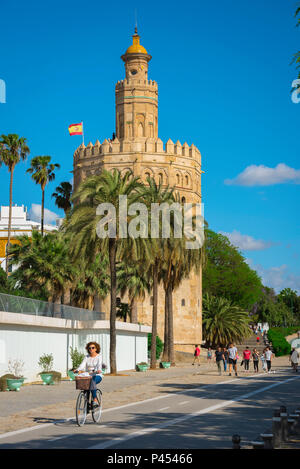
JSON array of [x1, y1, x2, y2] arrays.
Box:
[[78, 354, 102, 377], [291, 350, 299, 364], [264, 350, 273, 361]]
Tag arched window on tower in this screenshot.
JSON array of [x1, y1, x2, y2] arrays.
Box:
[[176, 173, 180, 185], [138, 122, 144, 137], [182, 196, 186, 204], [158, 172, 163, 185], [185, 175, 189, 186]]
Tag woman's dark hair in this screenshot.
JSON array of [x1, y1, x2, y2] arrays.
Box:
[[86, 342, 101, 354]]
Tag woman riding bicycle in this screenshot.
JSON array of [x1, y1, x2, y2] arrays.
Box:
[[75, 341, 103, 405]]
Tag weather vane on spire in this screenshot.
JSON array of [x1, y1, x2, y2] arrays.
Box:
[[134, 8, 138, 34]]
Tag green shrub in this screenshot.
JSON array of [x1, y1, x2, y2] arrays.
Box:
[[148, 334, 164, 360], [268, 328, 292, 357], [38, 353, 53, 372], [69, 347, 85, 370], [0, 374, 16, 392]]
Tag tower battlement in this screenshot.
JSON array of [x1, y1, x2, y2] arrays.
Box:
[[115, 79, 158, 89], [73, 138, 201, 164]]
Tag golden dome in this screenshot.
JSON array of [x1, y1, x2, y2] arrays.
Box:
[[125, 30, 148, 55]]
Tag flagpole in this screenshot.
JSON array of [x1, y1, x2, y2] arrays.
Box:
[[82, 121, 85, 146]]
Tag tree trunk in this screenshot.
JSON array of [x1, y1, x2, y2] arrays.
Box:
[[161, 285, 169, 362], [150, 259, 158, 369], [41, 188, 45, 236], [53, 295, 62, 318], [62, 288, 71, 305], [6, 166, 14, 276], [93, 295, 102, 313], [130, 298, 138, 323], [109, 238, 117, 374], [167, 284, 175, 366]]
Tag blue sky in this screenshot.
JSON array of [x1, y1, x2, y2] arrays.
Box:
[[0, 0, 299, 293]]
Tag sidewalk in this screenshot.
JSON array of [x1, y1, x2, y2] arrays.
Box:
[[0, 355, 290, 435]]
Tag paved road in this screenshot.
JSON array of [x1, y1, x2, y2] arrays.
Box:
[[1, 368, 299, 449]]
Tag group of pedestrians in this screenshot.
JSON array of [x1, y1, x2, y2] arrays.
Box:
[[193, 344, 274, 376]]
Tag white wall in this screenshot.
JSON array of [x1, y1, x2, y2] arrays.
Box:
[[0, 312, 150, 382]]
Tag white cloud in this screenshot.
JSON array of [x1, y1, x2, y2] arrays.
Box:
[[29, 204, 58, 225], [219, 230, 274, 251], [224, 163, 300, 186], [246, 259, 300, 294]]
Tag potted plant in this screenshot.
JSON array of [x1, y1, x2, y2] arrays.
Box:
[[160, 361, 171, 369], [68, 347, 84, 380], [136, 362, 149, 372], [6, 359, 25, 391], [38, 353, 55, 385]]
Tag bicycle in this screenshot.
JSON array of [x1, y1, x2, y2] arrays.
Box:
[[75, 376, 103, 426]]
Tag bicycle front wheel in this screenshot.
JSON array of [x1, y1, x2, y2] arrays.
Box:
[[76, 391, 87, 426], [92, 389, 103, 423]]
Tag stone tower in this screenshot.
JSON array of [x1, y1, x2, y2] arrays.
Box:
[[73, 30, 203, 354], [116, 28, 158, 141]]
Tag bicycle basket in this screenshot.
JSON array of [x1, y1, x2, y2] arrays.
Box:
[[75, 376, 92, 390]]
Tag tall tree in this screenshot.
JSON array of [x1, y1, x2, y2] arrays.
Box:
[[138, 177, 175, 369], [8, 231, 75, 308], [203, 228, 263, 309], [117, 262, 151, 323], [67, 170, 142, 374], [202, 293, 251, 348], [0, 134, 30, 275], [71, 254, 109, 310], [52, 181, 73, 216], [27, 156, 60, 236], [160, 210, 202, 365]]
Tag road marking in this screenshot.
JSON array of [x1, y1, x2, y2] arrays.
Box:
[[158, 407, 170, 411], [48, 436, 69, 442], [178, 401, 190, 405], [0, 369, 287, 441], [89, 375, 300, 449]]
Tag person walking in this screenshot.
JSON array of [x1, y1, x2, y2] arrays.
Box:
[[222, 347, 228, 372], [252, 348, 259, 373], [260, 348, 267, 372], [290, 348, 299, 372], [228, 343, 238, 377], [207, 348, 212, 365], [264, 346, 274, 373], [243, 346, 251, 373], [215, 347, 224, 375], [192, 344, 201, 366]]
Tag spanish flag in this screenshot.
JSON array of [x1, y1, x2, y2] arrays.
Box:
[[68, 122, 83, 136]]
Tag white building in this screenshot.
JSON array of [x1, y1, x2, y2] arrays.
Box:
[[0, 205, 58, 272]]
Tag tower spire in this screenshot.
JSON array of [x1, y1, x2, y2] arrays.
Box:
[[134, 8, 138, 35]]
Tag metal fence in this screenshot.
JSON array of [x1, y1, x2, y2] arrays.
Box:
[[0, 292, 105, 321]]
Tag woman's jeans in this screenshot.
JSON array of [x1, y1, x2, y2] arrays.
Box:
[[253, 360, 259, 372], [223, 359, 227, 372], [90, 375, 102, 398]]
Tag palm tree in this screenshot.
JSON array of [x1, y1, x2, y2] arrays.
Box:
[[138, 177, 175, 369], [161, 230, 202, 365], [72, 254, 109, 310], [26, 156, 60, 235], [52, 181, 72, 216], [117, 262, 151, 323], [8, 231, 75, 309], [0, 134, 30, 275], [67, 169, 143, 374], [202, 293, 251, 348]]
